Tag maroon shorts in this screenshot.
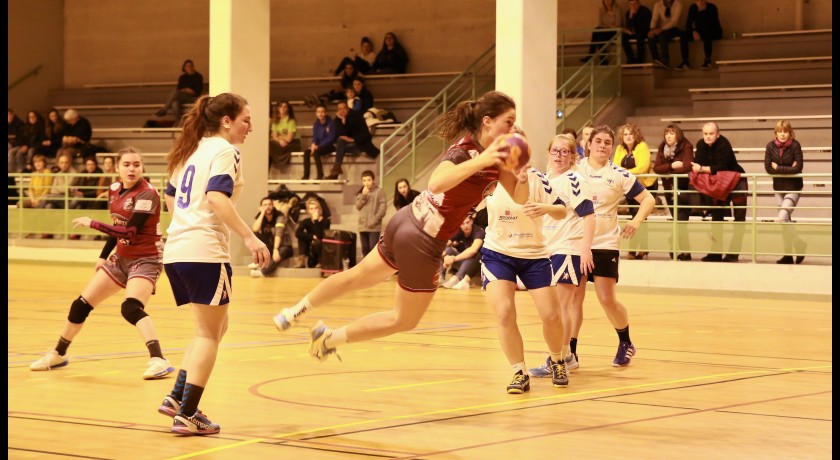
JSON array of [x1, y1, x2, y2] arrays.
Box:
[[100, 254, 163, 294], [378, 206, 447, 292]]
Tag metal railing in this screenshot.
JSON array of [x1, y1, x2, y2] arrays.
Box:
[[8, 64, 43, 92]]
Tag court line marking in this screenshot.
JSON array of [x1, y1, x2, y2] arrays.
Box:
[[363, 378, 469, 392], [163, 364, 831, 460]]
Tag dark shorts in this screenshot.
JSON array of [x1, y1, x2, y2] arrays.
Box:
[[550, 253, 583, 286], [480, 248, 553, 289], [100, 254, 162, 294], [588, 249, 619, 283], [378, 206, 447, 292], [164, 262, 233, 306]]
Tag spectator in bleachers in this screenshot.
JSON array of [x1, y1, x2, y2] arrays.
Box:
[[691, 122, 746, 262], [353, 77, 375, 113], [8, 110, 45, 173], [578, 123, 594, 159], [58, 109, 95, 160], [304, 104, 336, 180], [675, 0, 722, 70], [648, 0, 684, 68], [393, 178, 420, 210], [580, 0, 624, 65], [35, 108, 65, 160], [40, 153, 76, 210], [355, 170, 387, 258], [295, 198, 330, 268], [622, 0, 652, 64], [155, 59, 204, 124], [249, 196, 295, 277], [345, 87, 362, 112], [652, 124, 694, 260], [8, 108, 24, 147], [69, 157, 105, 211], [315, 62, 361, 107], [334, 36, 376, 75], [268, 101, 301, 169], [613, 123, 655, 259], [439, 214, 484, 289], [326, 101, 380, 180], [96, 156, 117, 202], [20, 154, 52, 209], [764, 120, 806, 265], [371, 31, 409, 74]]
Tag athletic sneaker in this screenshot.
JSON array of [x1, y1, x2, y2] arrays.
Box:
[[247, 262, 259, 270], [273, 307, 302, 332], [550, 359, 569, 387], [440, 275, 460, 289], [250, 269, 262, 278], [309, 320, 341, 362], [675, 62, 690, 71], [527, 356, 552, 378], [171, 412, 220, 436], [29, 349, 68, 371], [613, 341, 636, 367], [143, 357, 175, 380], [565, 353, 580, 370], [451, 275, 471, 290], [506, 370, 530, 394], [158, 395, 204, 418]]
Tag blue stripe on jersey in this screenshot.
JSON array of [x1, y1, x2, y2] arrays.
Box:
[[575, 199, 594, 217], [625, 180, 645, 201], [165, 183, 176, 197], [207, 174, 234, 197]]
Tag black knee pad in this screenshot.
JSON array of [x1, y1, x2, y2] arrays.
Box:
[[120, 297, 148, 325], [67, 296, 94, 324]]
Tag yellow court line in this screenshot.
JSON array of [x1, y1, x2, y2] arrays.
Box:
[[363, 378, 469, 392], [164, 364, 832, 460]]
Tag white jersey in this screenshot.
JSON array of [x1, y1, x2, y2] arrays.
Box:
[[163, 136, 244, 263], [482, 168, 561, 259], [543, 169, 595, 255], [576, 159, 645, 250]]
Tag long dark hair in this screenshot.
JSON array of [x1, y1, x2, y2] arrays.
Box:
[[167, 93, 248, 176], [393, 178, 419, 210], [436, 91, 515, 142]]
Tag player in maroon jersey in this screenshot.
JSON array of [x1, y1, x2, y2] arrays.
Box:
[[29, 147, 175, 380], [273, 90, 530, 361]]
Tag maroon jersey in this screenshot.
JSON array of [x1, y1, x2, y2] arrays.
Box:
[[412, 134, 500, 241], [107, 179, 163, 259]]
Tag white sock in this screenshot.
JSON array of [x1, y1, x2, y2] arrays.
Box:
[[324, 326, 349, 349], [512, 362, 526, 374], [549, 352, 563, 364], [289, 296, 312, 318]]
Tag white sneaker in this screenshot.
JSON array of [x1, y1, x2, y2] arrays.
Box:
[[440, 275, 460, 289], [30, 349, 68, 371], [250, 269, 262, 278], [247, 262, 259, 270], [143, 357, 175, 380], [452, 275, 471, 290]]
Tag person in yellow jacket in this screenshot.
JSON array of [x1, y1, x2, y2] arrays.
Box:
[[613, 123, 656, 259]]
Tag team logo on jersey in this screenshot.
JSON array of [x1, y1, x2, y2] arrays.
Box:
[[135, 199, 152, 212], [467, 149, 479, 159], [123, 197, 134, 211], [499, 208, 517, 222], [607, 178, 615, 186], [110, 182, 121, 191]]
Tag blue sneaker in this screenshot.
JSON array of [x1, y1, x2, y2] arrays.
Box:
[[527, 356, 552, 378], [613, 342, 636, 367], [506, 371, 530, 394], [550, 359, 569, 387]]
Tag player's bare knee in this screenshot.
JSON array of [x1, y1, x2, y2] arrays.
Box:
[[67, 296, 94, 324], [120, 297, 148, 325]]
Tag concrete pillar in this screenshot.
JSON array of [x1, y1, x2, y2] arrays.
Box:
[[210, 0, 270, 265], [794, 0, 804, 30], [495, 0, 557, 171]]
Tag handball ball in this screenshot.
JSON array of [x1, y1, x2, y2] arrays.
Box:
[[497, 133, 531, 170]]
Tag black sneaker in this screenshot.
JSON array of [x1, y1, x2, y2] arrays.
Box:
[[700, 61, 712, 70], [506, 371, 530, 394], [550, 359, 569, 387], [701, 254, 723, 262], [723, 254, 739, 263], [675, 62, 690, 71]]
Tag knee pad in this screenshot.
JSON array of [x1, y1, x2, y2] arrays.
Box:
[[67, 296, 94, 324], [120, 297, 148, 325]]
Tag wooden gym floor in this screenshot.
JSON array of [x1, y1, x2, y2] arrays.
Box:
[[7, 262, 832, 459]]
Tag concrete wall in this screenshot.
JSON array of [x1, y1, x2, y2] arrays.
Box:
[[8, 0, 65, 114]]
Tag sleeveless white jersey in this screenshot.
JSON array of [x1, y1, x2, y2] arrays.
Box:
[[163, 137, 244, 263], [482, 168, 561, 259], [543, 169, 595, 255], [575, 159, 645, 250]]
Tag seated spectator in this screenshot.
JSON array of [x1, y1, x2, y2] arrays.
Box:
[[355, 170, 387, 258], [268, 100, 301, 169], [155, 59, 204, 124], [299, 191, 332, 225], [20, 154, 53, 209], [675, 0, 723, 70], [371, 31, 409, 74], [326, 101, 380, 180], [622, 0, 652, 64], [295, 198, 330, 268], [581, 0, 624, 65], [40, 153, 76, 209], [439, 214, 484, 290], [314, 62, 360, 107], [303, 104, 336, 180], [8, 110, 45, 173], [652, 124, 694, 260], [353, 77, 375, 113], [58, 109, 96, 160], [8, 108, 24, 146], [334, 36, 376, 75], [691, 122, 746, 263], [613, 123, 656, 259], [250, 196, 295, 277], [577, 123, 594, 159], [393, 178, 421, 210], [345, 87, 362, 112], [648, 0, 684, 68], [35, 108, 65, 159], [69, 157, 104, 210], [96, 155, 117, 202]]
